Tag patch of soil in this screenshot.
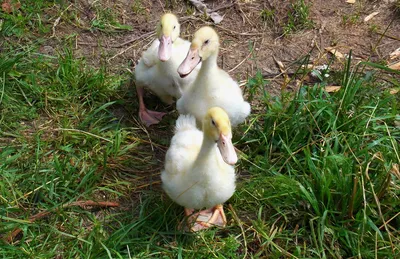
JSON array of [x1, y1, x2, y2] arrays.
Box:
[[50, 0, 400, 98]]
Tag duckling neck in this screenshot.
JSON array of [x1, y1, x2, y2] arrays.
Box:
[[195, 135, 218, 166], [173, 37, 184, 46], [199, 52, 218, 75]]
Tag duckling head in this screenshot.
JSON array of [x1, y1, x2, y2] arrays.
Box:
[[177, 26, 219, 78], [203, 107, 237, 165], [156, 13, 180, 62]]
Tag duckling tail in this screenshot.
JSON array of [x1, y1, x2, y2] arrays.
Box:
[[232, 101, 251, 126], [241, 101, 251, 118], [175, 114, 197, 133]]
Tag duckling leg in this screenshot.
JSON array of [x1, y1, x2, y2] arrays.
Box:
[[177, 208, 198, 231], [207, 205, 227, 227], [185, 208, 213, 232], [136, 85, 166, 127], [186, 205, 227, 232]]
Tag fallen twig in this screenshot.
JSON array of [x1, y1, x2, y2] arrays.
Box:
[[107, 33, 154, 62], [375, 32, 400, 42], [180, 15, 264, 37], [110, 31, 155, 48], [216, 25, 264, 37], [157, 0, 165, 13], [51, 4, 73, 38], [4, 200, 120, 243], [77, 41, 99, 46], [210, 2, 236, 13], [228, 41, 255, 73]]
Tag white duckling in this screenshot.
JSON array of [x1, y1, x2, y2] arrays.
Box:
[[161, 107, 237, 231], [176, 26, 250, 127], [135, 13, 201, 127]]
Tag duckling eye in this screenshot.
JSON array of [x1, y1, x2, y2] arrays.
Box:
[[204, 39, 210, 45], [173, 25, 176, 30], [211, 119, 216, 126]]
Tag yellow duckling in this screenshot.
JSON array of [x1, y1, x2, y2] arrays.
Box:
[[135, 13, 201, 127], [161, 107, 237, 231], [176, 26, 250, 127]]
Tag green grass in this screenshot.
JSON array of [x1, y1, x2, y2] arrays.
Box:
[[260, 8, 275, 27], [131, 0, 147, 15], [0, 1, 52, 37], [283, 0, 314, 35], [1, 1, 400, 258], [239, 55, 400, 257], [341, 13, 360, 27], [91, 4, 133, 32]]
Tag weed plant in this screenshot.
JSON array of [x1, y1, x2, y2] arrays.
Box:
[[239, 55, 400, 257], [283, 0, 314, 35]]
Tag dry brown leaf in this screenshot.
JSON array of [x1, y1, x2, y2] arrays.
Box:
[[389, 47, 400, 60], [188, 0, 223, 24], [389, 88, 399, 95], [346, 0, 356, 3], [325, 86, 341, 93], [275, 60, 285, 71], [301, 64, 314, 69], [364, 11, 379, 22], [272, 56, 290, 89], [325, 47, 345, 59], [1, 1, 20, 13], [391, 164, 400, 180], [388, 61, 400, 70], [1, 1, 11, 13]]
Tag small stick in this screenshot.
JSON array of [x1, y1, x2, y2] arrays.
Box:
[[216, 25, 264, 37], [180, 15, 264, 37], [210, 2, 236, 13], [157, 0, 165, 13], [136, 181, 161, 189], [375, 31, 400, 42], [236, 2, 253, 27], [110, 31, 154, 48], [228, 42, 255, 73], [107, 34, 154, 62], [4, 200, 120, 243], [77, 42, 99, 46], [51, 4, 73, 38], [379, 212, 400, 230]]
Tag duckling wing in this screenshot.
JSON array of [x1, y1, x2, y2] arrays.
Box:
[[176, 95, 188, 115], [161, 115, 203, 205], [210, 75, 251, 126], [140, 39, 160, 67], [163, 115, 202, 176]]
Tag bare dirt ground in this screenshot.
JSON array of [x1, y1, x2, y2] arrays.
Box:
[[46, 0, 400, 95]]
